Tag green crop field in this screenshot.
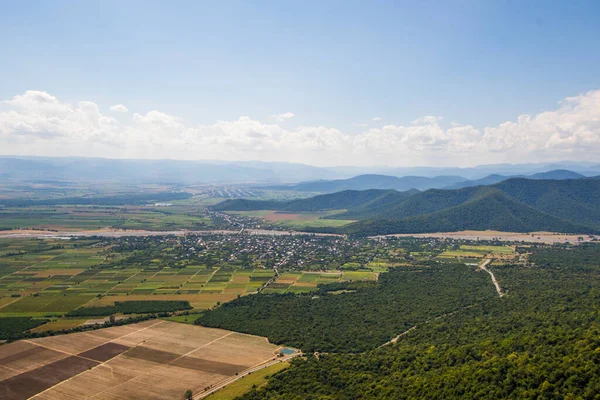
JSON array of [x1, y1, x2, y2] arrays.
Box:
[[0, 238, 276, 336], [460, 244, 515, 254], [0, 204, 214, 231]]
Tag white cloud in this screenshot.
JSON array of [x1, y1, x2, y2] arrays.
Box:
[[110, 104, 128, 113], [271, 112, 295, 122], [372, 117, 383, 121], [353, 123, 368, 127], [1, 89, 600, 166]]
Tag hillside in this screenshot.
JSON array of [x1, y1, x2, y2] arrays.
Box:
[[341, 189, 593, 236], [214, 177, 600, 235], [211, 189, 415, 212]]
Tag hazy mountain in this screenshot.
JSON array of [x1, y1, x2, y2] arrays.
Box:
[[0, 156, 341, 184], [528, 170, 585, 180], [446, 169, 585, 189], [327, 162, 599, 180], [269, 174, 466, 193], [1, 155, 598, 185]]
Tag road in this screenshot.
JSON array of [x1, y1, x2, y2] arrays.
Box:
[[479, 259, 504, 297], [375, 230, 597, 244], [192, 352, 302, 399]]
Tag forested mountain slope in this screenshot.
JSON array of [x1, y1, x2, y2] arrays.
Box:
[[341, 189, 592, 236], [214, 178, 600, 234], [211, 189, 416, 212]]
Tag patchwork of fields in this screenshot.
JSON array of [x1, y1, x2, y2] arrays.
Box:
[[0, 204, 214, 231], [0, 237, 382, 335], [266, 270, 377, 294], [0, 239, 278, 332], [437, 244, 516, 261], [227, 210, 355, 229], [0, 320, 288, 400]]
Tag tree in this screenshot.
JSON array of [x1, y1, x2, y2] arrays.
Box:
[[183, 389, 193, 400]]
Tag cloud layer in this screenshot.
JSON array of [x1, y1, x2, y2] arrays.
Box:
[[1, 90, 599, 166]]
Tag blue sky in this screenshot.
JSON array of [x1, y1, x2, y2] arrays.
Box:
[[1, 1, 600, 166]]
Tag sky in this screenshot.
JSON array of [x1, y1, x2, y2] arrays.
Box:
[[1, 0, 599, 167]]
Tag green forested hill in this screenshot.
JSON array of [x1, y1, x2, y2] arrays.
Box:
[[495, 178, 600, 225], [341, 189, 596, 236], [213, 178, 600, 235], [237, 245, 600, 399], [211, 189, 413, 212]]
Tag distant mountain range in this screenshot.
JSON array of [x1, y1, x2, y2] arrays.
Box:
[[266, 174, 467, 192], [0, 156, 338, 184], [266, 170, 587, 193], [1, 155, 599, 185], [445, 169, 585, 189], [213, 177, 600, 235]]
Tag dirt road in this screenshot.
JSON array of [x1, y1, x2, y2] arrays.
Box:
[[479, 259, 504, 297], [375, 230, 597, 244], [192, 352, 302, 399]]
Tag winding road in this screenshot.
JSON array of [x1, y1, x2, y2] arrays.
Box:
[[479, 258, 504, 297]]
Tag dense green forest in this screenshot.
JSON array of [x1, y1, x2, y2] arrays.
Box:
[[0, 317, 48, 340], [341, 190, 595, 236], [236, 244, 600, 399], [198, 263, 495, 353]]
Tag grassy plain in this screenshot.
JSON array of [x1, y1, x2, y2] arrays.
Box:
[[263, 270, 377, 294], [438, 244, 515, 260], [0, 205, 214, 231]]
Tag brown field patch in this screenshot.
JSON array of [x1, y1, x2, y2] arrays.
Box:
[[171, 356, 246, 375], [0, 365, 20, 381], [29, 332, 108, 354], [2, 321, 282, 400], [78, 343, 130, 362], [0, 355, 98, 400], [122, 346, 180, 364], [0, 342, 65, 373]]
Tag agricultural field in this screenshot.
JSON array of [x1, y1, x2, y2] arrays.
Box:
[[226, 210, 355, 229], [265, 270, 378, 294], [0, 234, 502, 338], [437, 244, 516, 261], [0, 204, 214, 231], [0, 320, 290, 400], [0, 238, 277, 336]]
